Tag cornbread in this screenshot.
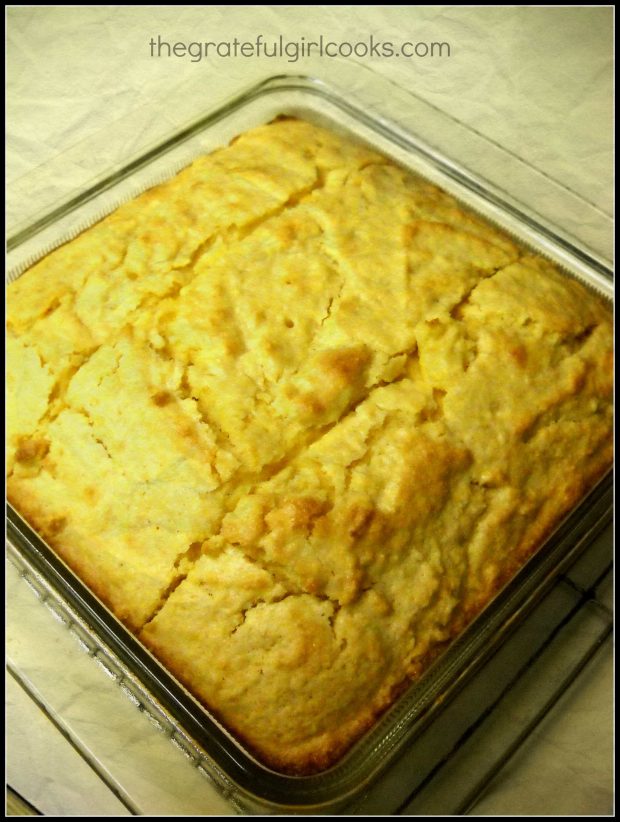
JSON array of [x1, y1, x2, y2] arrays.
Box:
[[7, 118, 613, 774]]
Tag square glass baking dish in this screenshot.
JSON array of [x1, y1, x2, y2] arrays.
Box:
[[6, 71, 613, 814]]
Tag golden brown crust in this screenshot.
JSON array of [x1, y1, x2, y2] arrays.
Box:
[[6, 117, 613, 774]]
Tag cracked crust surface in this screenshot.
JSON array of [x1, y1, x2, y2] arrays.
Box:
[[6, 118, 613, 773]]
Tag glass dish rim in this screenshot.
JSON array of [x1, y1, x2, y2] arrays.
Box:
[[6, 72, 614, 279]]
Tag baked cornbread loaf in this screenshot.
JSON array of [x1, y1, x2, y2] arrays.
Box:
[[7, 118, 613, 774]]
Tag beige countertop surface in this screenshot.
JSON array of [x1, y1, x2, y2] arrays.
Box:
[[6, 6, 613, 816]]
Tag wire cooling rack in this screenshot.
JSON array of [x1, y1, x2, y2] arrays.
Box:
[[346, 523, 613, 815]]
